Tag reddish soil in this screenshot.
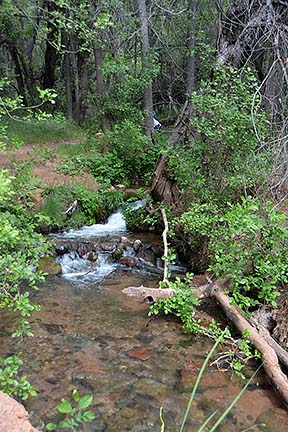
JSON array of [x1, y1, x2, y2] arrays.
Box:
[[0, 140, 98, 190]]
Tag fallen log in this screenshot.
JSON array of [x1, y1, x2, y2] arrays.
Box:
[[122, 285, 175, 301], [123, 278, 288, 408], [206, 278, 288, 408]]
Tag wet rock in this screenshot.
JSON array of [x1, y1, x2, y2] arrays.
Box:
[[127, 347, 151, 361], [133, 378, 167, 399], [54, 243, 68, 255], [100, 242, 115, 252], [120, 236, 131, 245], [38, 257, 62, 275], [87, 251, 98, 262], [136, 329, 153, 343], [40, 323, 62, 335], [0, 391, 39, 432], [76, 243, 91, 258], [112, 247, 123, 261], [133, 239, 142, 252], [119, 257, 138, 267]]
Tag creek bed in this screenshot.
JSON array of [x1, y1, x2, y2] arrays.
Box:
[[0, 211, 287, 431], [0, 270, 286, 431]]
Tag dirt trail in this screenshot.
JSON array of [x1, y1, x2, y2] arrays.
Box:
[[0, 140, 98, 190]]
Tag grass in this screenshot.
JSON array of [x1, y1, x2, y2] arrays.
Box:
[[2, 116, 84, 147]]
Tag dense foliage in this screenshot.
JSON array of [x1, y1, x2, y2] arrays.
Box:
[[0, 170, 49, 398]]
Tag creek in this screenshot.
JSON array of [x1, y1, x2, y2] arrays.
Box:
[[0, 209, 286, 431]]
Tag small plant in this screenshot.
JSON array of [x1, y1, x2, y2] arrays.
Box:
[[0, 354, 37, 400], [150, 274, 201, 333], [46, 389, 96, 431]]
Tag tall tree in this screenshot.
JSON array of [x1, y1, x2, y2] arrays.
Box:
[[137, 0, 154, 137], [42, 0, 58, 89]]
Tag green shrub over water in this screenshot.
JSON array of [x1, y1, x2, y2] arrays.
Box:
[[0, 170, 49, 399]]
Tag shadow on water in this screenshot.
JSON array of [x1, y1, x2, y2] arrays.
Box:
[[0, 210, 287, 431]]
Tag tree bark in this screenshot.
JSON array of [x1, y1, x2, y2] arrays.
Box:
[[42, 0, 58, 89], [70, 36, 82, 124], [8, 44, 27, 105], [137, 0, 154, 138], [186, 0, 196, 97], [93, 42, 111, 137]]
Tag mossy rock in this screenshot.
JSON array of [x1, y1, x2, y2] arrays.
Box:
[[38, 256, 62, 275]]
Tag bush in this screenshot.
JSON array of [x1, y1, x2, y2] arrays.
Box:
[[167, 67, 271, 204], [173, 197, 288, 311]]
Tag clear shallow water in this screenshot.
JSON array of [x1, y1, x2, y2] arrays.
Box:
[[0, 271, 286, 431], [0, 211, 287, 431]]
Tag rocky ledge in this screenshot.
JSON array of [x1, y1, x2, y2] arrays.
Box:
[[0, 391, 38, 432]]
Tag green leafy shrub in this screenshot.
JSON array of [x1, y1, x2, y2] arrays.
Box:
[[173, 197, 288, 311], [59, 120, 161, 186], [209, 198, 288, 309], [0, 170, 49, 399], [107, 119, 160, 184], [150, 275, 201, 332], [0, 354, 37, 400], [167, 67, 270, 203]]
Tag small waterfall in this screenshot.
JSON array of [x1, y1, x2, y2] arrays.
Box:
[[53, 201, 150, 283], [54, 200, 145, 240], [55, 210, 126, 240]]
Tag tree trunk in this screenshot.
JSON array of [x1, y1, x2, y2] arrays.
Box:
[[62, 31, 73, 120], [42, 0, 58, 89], [9, 44, 27, 105], [137, 0, 154, 138], [93, 42, 111, 137], [70, 36, 82, 124], [186, 0, 196, 97]]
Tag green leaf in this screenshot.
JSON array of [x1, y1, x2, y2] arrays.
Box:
[[78, 394, 93, 409], [72, 388, 80, 402], [82, 410, 96, 421], [46, 423, 57, 431], [57, 400, 73, 413]]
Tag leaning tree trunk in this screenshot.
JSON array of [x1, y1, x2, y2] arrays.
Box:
[[150, 0, 196, 205], [137, 0, 154, 138]]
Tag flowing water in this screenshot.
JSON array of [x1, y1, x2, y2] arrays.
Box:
[[0, 211, 287, 431]]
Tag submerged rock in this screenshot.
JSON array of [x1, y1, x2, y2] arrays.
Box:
[[127, 346, 151, 361], [119, 257, 138, 267]]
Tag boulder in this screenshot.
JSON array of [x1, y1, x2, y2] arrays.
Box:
[[133, 239, 142, 253], [38, 256, 62, 275], [0, 391, 39, 432]]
